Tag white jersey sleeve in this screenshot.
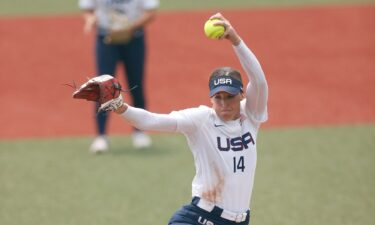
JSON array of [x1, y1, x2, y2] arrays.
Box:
[[233, 41, 268, 123], [120, 105, 210, 133], [120, 106, 178, 132], [172, 106, 212, 134]]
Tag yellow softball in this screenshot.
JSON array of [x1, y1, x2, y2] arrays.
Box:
[[204, 19, 225, 40]]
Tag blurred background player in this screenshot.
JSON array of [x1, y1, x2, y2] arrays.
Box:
[[78, 0, 159, 153]]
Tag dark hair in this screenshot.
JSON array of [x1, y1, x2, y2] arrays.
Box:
[[209, 67, 243, 85]]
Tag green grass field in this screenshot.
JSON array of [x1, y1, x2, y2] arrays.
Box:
[[1, 125, 374, 225], [0, 0, 374, 16]]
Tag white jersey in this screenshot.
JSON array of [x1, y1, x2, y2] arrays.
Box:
[[79, 0, 159, 31], [121, 41, 268, 213]]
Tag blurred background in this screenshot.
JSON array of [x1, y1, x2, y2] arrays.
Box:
[[0, 0, 374, 225]]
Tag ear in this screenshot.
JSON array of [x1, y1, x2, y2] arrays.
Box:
[[240, 92, 245, 99], [210, 97, 215, 104]]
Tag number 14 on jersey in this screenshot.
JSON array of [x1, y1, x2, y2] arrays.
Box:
[[233, 156, 245, 173]]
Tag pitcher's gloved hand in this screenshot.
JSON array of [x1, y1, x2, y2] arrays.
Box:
[[72, 74, 124, 113]]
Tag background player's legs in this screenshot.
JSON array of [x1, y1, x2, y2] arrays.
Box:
[[90, 35, 119, 153], [120, 33, 151, 148], [122, 36, 146, 109]]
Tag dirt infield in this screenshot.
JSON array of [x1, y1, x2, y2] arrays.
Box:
[[0, 5, 374, 139]]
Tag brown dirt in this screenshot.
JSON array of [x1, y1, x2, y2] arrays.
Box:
[[0, 5, 374, 139]]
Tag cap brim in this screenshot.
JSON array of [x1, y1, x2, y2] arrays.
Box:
[[209, 86, 241, 97]]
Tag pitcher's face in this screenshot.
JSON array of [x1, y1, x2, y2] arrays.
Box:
[[211, 91, 243, 121]]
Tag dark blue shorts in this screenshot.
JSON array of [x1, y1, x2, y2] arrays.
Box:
[[168, 197, 250, 225]]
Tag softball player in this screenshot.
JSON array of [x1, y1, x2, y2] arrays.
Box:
[[113, 13, 268, 225], [78, 0, 159, 153]]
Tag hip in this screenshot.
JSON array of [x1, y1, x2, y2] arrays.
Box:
[[169, 197, 250, 225]]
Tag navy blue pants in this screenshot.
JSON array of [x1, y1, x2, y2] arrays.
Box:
[[169, 198, 250, 225], [94, 32, 146, 135]]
